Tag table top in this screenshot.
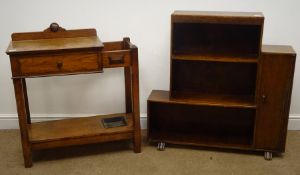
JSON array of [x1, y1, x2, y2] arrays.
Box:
[[6, 25, 103, 55], [6, 36, 103, 55]]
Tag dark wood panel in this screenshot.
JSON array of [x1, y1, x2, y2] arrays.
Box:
[[172, 23, 262, 57], [171, 60, 257, 95], [254, 49, 296, 152]]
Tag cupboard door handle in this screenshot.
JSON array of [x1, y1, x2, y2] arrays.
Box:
[[109, 55, 124, 65], [56, 62, 63, 69], [262, 94, 267, 102]]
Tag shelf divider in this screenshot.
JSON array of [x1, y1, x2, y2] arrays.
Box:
[[172, 54, 258, 63], [148, 90, 256, 109]]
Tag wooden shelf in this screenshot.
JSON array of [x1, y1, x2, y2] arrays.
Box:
[[29, 113, 133, 143], [148, 90, 256, 109], [172, 54, 258, 63], [150, 131, 252, 149]]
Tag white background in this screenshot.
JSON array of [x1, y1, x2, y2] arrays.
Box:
[[0, 0, 299, 121]]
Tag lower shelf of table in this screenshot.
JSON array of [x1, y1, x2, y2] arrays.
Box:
[[149, 131, 253, 150], [28, 113, 134, 150]]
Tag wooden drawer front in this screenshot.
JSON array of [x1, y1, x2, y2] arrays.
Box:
[[102, 50, 131, 68], [18, 52, 101, 77]]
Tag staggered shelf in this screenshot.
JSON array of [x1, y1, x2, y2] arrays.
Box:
[[148, 11, 296, 160]]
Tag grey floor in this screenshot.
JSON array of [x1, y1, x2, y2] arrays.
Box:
[[0, 130, 299, 175]]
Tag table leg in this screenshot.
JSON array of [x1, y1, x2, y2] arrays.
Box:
[[131, 47, 141, 153], [124, 67, 132, 113], [13, 78, 32, 168], [21, 79, 31, 124]]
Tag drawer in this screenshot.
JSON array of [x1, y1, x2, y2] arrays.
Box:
[[102, 50, 131, 68], [16, 52, 101, 77]]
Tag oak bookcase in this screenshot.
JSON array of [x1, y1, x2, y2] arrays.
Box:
[[147, 11, 296, 160]]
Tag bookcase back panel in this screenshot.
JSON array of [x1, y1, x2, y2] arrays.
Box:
[[171, 60, 257, 95], [172, 23, 261, 57]]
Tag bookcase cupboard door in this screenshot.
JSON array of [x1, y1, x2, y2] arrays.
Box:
[[254, 52, 296, 152]]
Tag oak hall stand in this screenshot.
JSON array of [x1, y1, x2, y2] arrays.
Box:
[[147, 11, 296, 160], [6, 24, 141, 168]]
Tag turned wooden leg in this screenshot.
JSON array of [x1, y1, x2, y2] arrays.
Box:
[[13, 78, 33, 167]]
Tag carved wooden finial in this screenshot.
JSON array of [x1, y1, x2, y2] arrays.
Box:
[[50, 23, 59, 32], [44, 23, 66, 32]]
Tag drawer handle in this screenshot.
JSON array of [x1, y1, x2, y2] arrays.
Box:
[[56, 62, 63, 69], [109, 55, 124, 65]]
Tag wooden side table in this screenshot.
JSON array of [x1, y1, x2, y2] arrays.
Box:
[[6, 23, 141, 168]]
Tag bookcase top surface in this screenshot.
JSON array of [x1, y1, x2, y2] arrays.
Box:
[[262, 45, 296, 55], [6, 24, 103, 55], [172, 11, 264, 25]]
